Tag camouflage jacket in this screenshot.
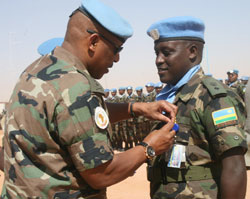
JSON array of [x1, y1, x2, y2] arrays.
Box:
[[118, 94, 127, 103], [145, 91, 156, 102], [229, 80, 245, 101], [1, 47, 114, 199], [149, 68, 247, 199]]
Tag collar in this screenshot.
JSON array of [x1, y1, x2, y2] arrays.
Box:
[[173, 68, 205, 103], [156, 65, 201, 102], [52, 47, 104, 95]]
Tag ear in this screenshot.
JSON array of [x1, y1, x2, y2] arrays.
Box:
[[188, 44, 198, 62], [88, 34, 100, 53]]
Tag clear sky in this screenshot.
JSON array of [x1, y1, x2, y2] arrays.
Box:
[[1, 0, 250, 102]]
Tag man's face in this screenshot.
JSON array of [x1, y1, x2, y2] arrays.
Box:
[[104, 92, 109, 98], [154, 40, 192, 85], [119, 89, 125, 95], [87, 32, 123, 79], [227, 73, 238, 83], [146, 86, 154, 93], [136, 90, 142, 96], [155, 87, 162, 94], [127, 89, 133, 95], [111, 91, 117, 97]]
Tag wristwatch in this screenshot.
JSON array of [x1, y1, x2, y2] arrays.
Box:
[[137, 142, 156, 160]]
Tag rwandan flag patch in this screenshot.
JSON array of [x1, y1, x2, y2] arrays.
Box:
[[212, 107, 238, 128]]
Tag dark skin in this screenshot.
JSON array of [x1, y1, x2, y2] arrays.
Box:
[[227, 73, 238, 84], [61, 11, 178, 190], [154, 40, 246, 198]]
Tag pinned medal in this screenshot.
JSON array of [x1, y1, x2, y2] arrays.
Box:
[[95, 107, 109, 129], [172, 123, 179, 132]]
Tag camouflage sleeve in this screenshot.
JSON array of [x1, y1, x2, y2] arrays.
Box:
[[203, 92, 247, 157], [56, 82, 114, 172]]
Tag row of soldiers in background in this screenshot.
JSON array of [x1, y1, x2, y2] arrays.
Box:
[[207, 69, 248, 101], [104, 82, 163, 151]]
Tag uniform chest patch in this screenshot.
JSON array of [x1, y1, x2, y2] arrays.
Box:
[[95, 107, 109, 129], [212, 107, 238, 127]]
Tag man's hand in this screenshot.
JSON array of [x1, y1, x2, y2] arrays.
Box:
[[132, 100, 177, 123], [143, 120, 176, 155]]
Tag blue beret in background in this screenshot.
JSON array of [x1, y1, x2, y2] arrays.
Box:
[[80, 0, 133, 42], [119, 87, 125, 90], [110, 88, 117, 92], [147, 16, 205, 43], [227, 69, 239, 75], [37, 38, 63, 56], [155, 82, 163, 88], [135, 86, 143, 91], [241, 76, 249, 81], [145, 82, 155, 87], [127, 86, 133, 90], [104, 89, 110, 92]]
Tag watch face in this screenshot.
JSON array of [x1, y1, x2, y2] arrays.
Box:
[[147, 146, 156, 157]]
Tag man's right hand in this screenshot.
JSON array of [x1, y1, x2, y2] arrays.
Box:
[[143, 121, 176, 155]]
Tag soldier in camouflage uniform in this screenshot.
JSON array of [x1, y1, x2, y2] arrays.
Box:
[[144, 82, 157, 136], [155, 82, 164, 95], [227, 69, 245, 101], [118, 87, 127, 151], [1, 1, 178, 198], [103, 88, 111, 102], [125, 86, 138, 149], [135, 86, 146, 142], [147, 16, 247, 199], [109, 88, 120, 150]]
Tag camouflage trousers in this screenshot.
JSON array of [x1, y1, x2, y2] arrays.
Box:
[[150, 179, 219, 199]]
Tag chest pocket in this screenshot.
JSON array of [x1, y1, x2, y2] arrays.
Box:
[[175, 115, 191, 145]]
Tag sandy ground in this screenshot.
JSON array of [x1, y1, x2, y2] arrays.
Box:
[[0, 129, 250, 198]]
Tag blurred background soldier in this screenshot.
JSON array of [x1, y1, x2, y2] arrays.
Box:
[[125, 86, 137, 149], [109, 88, 120, 150], [155, 82, 163, 95], [117, 87, 127, 151], [104, 89, 111, 102], [144, 82, 156, 136], [135, 86, 146, 142], [227, 69, 245, 100]]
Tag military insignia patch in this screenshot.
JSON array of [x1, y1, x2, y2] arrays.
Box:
[[95, 107, 109, 129], [212, 107, 238, 128], [149, 29, 160, 41]]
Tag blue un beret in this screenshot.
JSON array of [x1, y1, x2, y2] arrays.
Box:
[[119, 87, 126, 90], [104, 89, 110, 92], [155, 82, 163, 88], [78, 0, 133, 42], [147, 16, 205, 44], [241, 76, 249, 81], [110, 88, 117, 92], [127, 86, 133, 90], [145, 82, 155, 87], [227, 69, 239, 75], [37, 38, 64, 56], [135, 86, 143, 91]]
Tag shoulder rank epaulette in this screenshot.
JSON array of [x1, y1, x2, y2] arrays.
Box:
[[202, 77, 227, 98]]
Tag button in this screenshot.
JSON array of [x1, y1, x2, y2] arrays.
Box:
[[234, 135, 239, 140], [221, 141, 224, 145], [100, 148, 106, 154]]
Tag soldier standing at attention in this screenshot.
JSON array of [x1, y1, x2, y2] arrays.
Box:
[[118, 86, 127, 151], [227, 69, 245, 100], [104, 88, 111, 102], [1, 0, 178, 198], [135, 86, 146, 142], [147, 16, 247, 199], [155, 82, 164, 95]]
